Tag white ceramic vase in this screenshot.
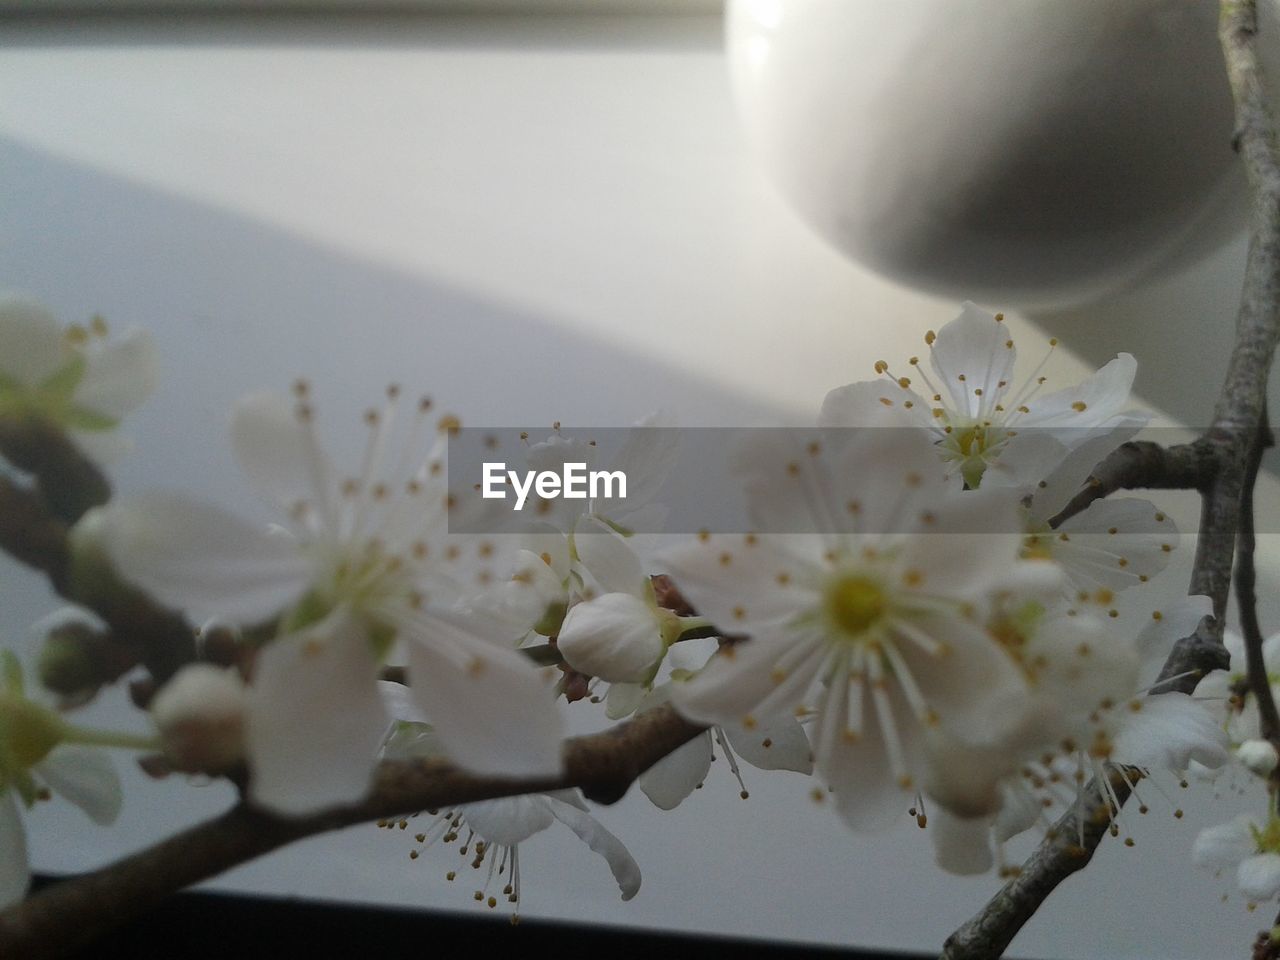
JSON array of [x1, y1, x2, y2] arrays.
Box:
[[726, 0, 1272, 310]]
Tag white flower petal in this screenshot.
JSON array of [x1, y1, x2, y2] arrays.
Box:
[[245, 609, 389, 816], [817, 680, 903, 831], [93, 494, 311, 624], [921, 728, 1025, 819], [931, 807, 995, 876], [1028, 427, 1145, 523], [825, 428, 953, 534], [1193, 815, 1259, 869], [1111, 693, 1230, 772], [472, 549, 566, 642], [899, 618, 1031, 746], [378, 679, 433, 726], [1016, 354, 1140, 429], [460, 794, 555, 846], [557, 593, 664, 683], [1192, 670, 1233, 703], [638, 731, 712, 810], [1055, 498, 1179, 592], [0, 298, 69, 387], [978, 432, 1073, 491], [898, 489, 1025, 597], [545, 794, 642, 901], [660, 533, 821, 635], [1238, 853, 1280, 901], [230, 392, 336, 518], [608, 410, 680, 516], [722, 715, 813, 774], [1026, 610, 1139, 719], [604, 680, 648, 720], [0, 792, 29, 909], [573, 517, 646, 598], [928, 303, 1017, 418], [36, 746, 122, 825], [818, 379, 932, 429], [403, 613, 564, 778], [1137, 595, 1213, 687], [672, 629, 825, 728], [73, 327, 158, 419], [993, 781, 1042, 844]]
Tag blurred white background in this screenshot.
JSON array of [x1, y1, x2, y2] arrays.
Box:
[[1, 6, 1278, 958]]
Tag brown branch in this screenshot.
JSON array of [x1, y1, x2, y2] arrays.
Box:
[[1046, 439, 1213, 529], [941, 769, 1134, 960], [1236, 409, 1279, 741], [0, 703, 706, 960], [0, 466, 195, 686], [0, 413, 110, 525], [943, 3, 1280, 956]]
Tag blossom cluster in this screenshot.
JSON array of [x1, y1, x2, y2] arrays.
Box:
[[0, 297, 1255, 920]]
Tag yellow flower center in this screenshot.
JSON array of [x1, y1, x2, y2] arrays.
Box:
[[1253, 814, 1280, 854], [0, 695, 67, 770], [827, 575, 886, 638]]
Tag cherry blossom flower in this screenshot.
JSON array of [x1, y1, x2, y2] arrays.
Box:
[[1194, 627, 1280, 748], [1194, 810, 1280, 904], [0, 297, 157, 464], [381, 712, 639, 918], [820, 302, 1146, 490], [662, 428, 1040, 829], [555, 518, 694, 686], [1020, 435, 1179, 601], [633, 673, 812, 810], [0, 651, 140, 907], [87, 386, 564, 815], [930, 595, 1228, 874]]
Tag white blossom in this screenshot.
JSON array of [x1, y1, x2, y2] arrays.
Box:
[[663, 428, 1043, 829], [88, 386, 563, 815], [929, 594, 1229, 874], [1020, 435, 1179, 601], [0, 297, 157, 464], [381, 711, 639, 917], [1194, 812, 1280, 904], [1195, 627, 1280, 748], [820, 302, 1145, 490], [0, 651, 125, 907], [635, 678, 812, 810]]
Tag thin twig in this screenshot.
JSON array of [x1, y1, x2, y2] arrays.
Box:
[[0, 413, 110, 525], [1046, 440, 1213, 529], [1236, 408, 1279, 741]]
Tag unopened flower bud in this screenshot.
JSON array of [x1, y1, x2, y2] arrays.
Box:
[[151, 664, 246, 774], [66, 507, 129, 607], [37, 624, 103, 702], [1236, 739, 1279, 777], [556, 593, 665, 683]]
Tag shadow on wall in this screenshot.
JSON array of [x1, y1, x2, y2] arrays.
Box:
[[0, 134, 778, 483], [1029, 227, 1280, 478]]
